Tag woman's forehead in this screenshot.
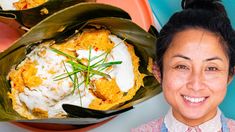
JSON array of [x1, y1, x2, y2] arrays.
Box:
[[170, 29, 221, 49], [171, 28, 219, 44], [165, 28, 228, 61]]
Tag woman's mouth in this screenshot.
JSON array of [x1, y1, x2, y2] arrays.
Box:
[[182, 95, 209, 105]]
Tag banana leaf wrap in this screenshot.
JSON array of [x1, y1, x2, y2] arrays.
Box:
[[0, 0, 130, 28], [0, 3, 161, 124]]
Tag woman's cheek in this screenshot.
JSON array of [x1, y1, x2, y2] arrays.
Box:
[[204, 73, 229, 92], [163, 70, 189, 91]]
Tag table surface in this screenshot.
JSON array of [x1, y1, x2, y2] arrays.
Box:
[[0, 93, 169, 132]]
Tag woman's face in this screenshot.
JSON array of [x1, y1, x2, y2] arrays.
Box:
[[160, 28, 232, 126]]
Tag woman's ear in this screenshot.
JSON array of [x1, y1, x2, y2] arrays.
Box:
[[152, 63, 161, 83]]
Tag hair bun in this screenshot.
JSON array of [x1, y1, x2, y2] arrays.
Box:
[[181, 0, 227, 15]]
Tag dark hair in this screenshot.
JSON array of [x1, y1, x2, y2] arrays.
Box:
[[156, 0, 235, 78]]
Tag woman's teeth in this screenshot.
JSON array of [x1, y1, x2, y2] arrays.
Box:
[[183, 95, 206, 103]]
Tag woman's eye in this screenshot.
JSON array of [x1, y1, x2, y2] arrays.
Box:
[[205, 67, 218, 71], [174, 65, 189, 70]]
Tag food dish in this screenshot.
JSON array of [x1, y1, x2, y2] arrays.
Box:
[[0, 0, 47, 10], [0, 0, 96, 27], [14, 0, 47, 10], [0, 0, 156, 131], [8, 28, 144, 119]]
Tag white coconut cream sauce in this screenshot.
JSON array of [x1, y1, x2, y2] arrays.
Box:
[[108, 35, 134, 92], [0, 0, 18, 10], [17, 34, 134, 117]]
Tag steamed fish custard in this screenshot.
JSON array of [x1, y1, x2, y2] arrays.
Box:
[[0, 0, 47, 10], [14, 0, 47, 10], [7, 28, 144, 119]]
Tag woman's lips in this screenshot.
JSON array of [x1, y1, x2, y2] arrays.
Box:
[[182, 95, 209, 106]]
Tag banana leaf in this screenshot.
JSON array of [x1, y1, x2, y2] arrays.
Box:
[[0, 3, 161, 124], [0, 0, 131, 28]]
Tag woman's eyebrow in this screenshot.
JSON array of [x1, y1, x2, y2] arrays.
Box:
[[172, 54, 191, 60], [204, 57, 223, 62], [172, 55, 224, 62]]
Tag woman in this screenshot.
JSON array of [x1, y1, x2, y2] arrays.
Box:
[[133, 0, 235, 131]]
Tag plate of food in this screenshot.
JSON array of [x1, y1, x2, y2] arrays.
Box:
[[0, 2, 161, 131], [0, 0, 95, 28]]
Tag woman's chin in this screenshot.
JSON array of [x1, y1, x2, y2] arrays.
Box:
[[172, 109, 209, 126], [181, 110, 207, 120]]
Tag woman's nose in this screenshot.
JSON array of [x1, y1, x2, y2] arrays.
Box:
[[186, 72, 205, 91]]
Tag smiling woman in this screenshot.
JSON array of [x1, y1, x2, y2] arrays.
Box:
[[132, 0, 235, 131], [161, 29, 231, 127]]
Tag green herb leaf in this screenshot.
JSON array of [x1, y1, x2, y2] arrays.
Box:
[[50, 47, 81, 63], [92, 61, 122, 69], [89, 69, 111, 79], [85, 46, 92, 89]]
